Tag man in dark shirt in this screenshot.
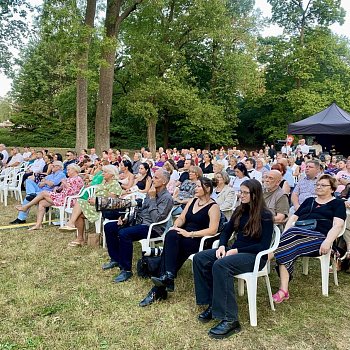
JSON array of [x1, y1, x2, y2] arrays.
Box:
[[102, 169, 173, 283]]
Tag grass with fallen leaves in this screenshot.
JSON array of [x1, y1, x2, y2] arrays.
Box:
[[0, 197, 349, 350]]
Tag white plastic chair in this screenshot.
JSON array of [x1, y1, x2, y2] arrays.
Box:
[[301, 222, 346, 296], [5, 170, 24, 206], [138, 210, 173, 252], [0, 168, 23, 206], [102, 207, 172, 250], [64, 185, 101, 234], [234, 225, 281, 327], [101, 193, 146, 248], [188, 232, 221, 261], [48, 186, 86, 227]]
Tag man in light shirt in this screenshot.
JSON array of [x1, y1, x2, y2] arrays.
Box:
[[6, 148, 24, 167], [245, 158, 262, 183], [0, 144, 9, 164], [295, 139, 310, 155]]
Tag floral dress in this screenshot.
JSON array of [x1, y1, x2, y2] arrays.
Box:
[[49, 176, 84, 206], [78, 180, 122, 222]]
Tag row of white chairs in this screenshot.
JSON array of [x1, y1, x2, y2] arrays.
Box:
[[0, 166, 25, 206]]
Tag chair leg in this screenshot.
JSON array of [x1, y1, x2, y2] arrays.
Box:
[[245, 277, 258, 327], [264, 275, 275, 311], [48, 208, 52, 225], [332, 259, 339, 286], [302, 257, 310, 275], [237, 279, 245, 296], [59, 208, 65, 227], [320, 254, 330, 296]]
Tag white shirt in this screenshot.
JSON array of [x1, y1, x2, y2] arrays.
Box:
[[30, 158, 46, 173], [8, 153, 24, 167], [247, 169, 262, 183], [281, 145, 292, 155], [217, 159, 228, 170], [23, 151, 32, 160], [1, 150, 9, 164], [296, 144, 310, 155]]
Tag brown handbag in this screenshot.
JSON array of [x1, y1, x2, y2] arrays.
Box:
[[87, 233, 100, 247]]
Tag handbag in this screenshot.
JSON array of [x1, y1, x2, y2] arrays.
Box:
[[295, 198, 317, 230], [137, 255, 162, 279], [294, 219, 317, 230], [95, 197, 131, 211]]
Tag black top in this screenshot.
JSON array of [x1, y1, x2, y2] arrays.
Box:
[[179, 171, 189, 183], [200, 162, 213, 174], [177, 160, 185, 169], [136, 175, 150, 190], [184, 198, 216, 232], [295, 197, 346, 236], [219, 207, 274, 255], [42, 163, 49, 173]]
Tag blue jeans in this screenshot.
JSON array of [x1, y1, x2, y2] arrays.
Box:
[[104, 222, 157, 271], [193, 249, 264, 322], [17, 179, 44, 220]]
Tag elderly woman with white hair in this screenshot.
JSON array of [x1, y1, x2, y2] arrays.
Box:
[[60, 165, 122, 246], [16, 163, 84, 230]]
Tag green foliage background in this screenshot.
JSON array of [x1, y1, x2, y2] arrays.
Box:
[[1, 0, 350, 149]]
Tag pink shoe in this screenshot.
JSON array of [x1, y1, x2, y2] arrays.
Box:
[[272, 289, 289, 304]]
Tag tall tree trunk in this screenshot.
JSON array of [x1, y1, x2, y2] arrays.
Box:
[[163, 114, 169, 148], [76, 0, 97, 152], [147, 118, 157, 156], [94, 0, 143, 155]]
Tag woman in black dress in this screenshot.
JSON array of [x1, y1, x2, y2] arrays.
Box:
[[193, 179, 274, 339], [139, 177, 220, 307], [200, 153, 214, 174]]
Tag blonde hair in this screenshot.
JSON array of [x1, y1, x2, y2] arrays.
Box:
[[67, 164, 81, 173]]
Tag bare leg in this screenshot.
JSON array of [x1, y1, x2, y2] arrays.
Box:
[[28, 200, 51, 230], [278, 264, 290, 293], [17, 191, 53, 211], [66, 201, 83, 227], [69, 214, 85, 246], [75, 214, 85, 242]]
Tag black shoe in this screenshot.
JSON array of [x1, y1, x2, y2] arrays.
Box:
[[113, 270, 133, 283], [208, 320, 241, 339], [102, 261, 119, 270], [9, 218, 26, 225], [151, 271, 175, 292], [139, 287, 168, 307], [25, 193, 37, 202], [198, 306, 212, 323]]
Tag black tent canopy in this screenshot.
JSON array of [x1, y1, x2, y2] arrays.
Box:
[[288, 103, 350, 135]]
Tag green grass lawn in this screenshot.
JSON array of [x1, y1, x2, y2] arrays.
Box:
[[1, 197, 349, 350]]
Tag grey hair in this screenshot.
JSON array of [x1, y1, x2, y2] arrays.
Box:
[[159, 169, 170, 184], [102, 165, 119, 178], [216, 171, 230, 185]]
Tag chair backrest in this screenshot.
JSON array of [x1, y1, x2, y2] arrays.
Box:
[[252, 225, 281, 275]]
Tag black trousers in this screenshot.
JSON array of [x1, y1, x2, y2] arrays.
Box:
[[193, 249, 263, 322], [161, 229, 202, 276]]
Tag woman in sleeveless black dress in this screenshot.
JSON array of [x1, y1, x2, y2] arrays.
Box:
[[139, 177, 220, 307]]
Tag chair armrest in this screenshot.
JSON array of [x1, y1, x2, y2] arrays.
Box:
[[198, 232, 221, 252], [252, 225, 281, 275], [145, 211, 173, 243]]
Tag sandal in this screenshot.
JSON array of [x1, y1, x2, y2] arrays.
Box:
[[59, 225, 77, 232], [272, 289, 289, 304], [68, 240, 84, 247]]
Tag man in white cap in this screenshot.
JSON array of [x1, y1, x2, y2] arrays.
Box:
[[9, 161, 66, 224]]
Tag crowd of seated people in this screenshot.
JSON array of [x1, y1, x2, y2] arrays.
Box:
[[2, 141, 350, 339]]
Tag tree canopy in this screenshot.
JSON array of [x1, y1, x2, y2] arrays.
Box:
[[2, 0, 349, 150]]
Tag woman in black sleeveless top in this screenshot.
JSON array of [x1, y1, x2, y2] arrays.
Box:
[[139, 177, 220, 307]]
